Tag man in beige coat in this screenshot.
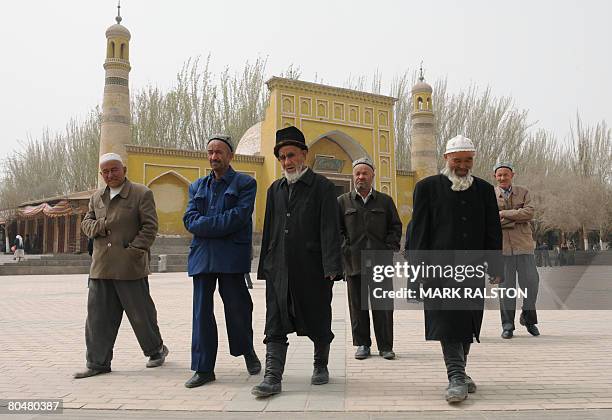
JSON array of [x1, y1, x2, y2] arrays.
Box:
[[74, 153, 168, 378], [494, 161, 540, 339]]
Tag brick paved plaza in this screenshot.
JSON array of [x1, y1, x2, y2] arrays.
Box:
[[1, 267, 612, 419]]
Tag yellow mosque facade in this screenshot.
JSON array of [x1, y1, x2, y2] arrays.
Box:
[[125, 77, 420, 235], [104, 11, 434, 236]]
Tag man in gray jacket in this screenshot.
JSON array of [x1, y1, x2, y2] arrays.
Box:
[[338, 157, 402, 360], [494, 161, 540, 339], [74, 153, 168, 379]]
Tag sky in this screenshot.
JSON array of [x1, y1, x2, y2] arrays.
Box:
[[1, 0, 610, 161]]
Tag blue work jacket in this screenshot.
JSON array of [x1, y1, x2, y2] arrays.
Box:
[[183, 167, 256, 276]]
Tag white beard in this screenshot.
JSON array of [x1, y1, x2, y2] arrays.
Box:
[[441, 164, 474, 191], [283, 165, 307, 184]]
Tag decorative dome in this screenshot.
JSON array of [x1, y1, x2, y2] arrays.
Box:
[[236, 122, 262, 155], [105, 23, 131, 39], [411, 80, 432, 94]]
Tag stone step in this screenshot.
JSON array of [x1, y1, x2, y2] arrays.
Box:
[[0, 265, 91, 276], [6, 259, 92, 267]]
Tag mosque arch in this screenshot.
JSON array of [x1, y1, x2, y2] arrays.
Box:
[[308, 130, 372, 163], [146, 170, 191, 188], [147, 171, 191, 235]]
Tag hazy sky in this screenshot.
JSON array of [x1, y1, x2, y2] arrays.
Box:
[[1, 0, 610, 161]]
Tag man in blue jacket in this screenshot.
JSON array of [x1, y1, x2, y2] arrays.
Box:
[[183, 135, 261, 388]]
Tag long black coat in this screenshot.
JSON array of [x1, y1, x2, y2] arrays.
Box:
[[407, 174, 503, 342], [257, 169, 343, 342]]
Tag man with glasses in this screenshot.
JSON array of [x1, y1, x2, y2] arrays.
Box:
[[252, 126, 343, 397], [75, 153, 168, 379]]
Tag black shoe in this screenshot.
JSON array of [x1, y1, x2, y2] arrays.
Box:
[[379, 350, 395, 360], [311, 366, 329, 385], [252, 381, 281, 397], [354, 345, 370, 360], [73, 368, 110, 379], [184, 371, 216, 388], [146, 344, 169, 368], [251, 342, 288, 398], [445, 377, 468, 403], [501, 329, 513, 339], [245, 351, 262, 375], [526, 324, 540, 336]]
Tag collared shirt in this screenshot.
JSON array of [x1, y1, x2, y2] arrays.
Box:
[[501, 185, 513, 200], [354, 188, 373, 205], [206, 167, 235, 216]]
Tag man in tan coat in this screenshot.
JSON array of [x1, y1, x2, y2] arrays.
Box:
[[74, 153, 168, 378], [494, 161, 540, 339]]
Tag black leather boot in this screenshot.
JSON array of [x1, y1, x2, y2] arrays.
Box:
[[441, 341, 468, 403], [251, 342, 287, 397], [311, 342, 330, 385]]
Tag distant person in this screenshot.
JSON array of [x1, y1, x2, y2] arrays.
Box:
[[539, 242, 551, 267], [13, 234, 25, 261], [74, 152, 168, 379], [494, 161, 540, 339]]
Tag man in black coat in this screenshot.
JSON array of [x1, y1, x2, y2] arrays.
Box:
[[338, 157, 402, 360], [407, 135, 503, 403], [252, 126, 343, 397]]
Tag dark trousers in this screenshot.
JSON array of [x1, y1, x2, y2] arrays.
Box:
[[191, 273, 255, 373], [347, 274, 393, 351], [85, 278, 163, 371], [500, 254, 539, 330], [440, 341, 471, 381]]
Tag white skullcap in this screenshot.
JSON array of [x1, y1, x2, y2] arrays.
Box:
[[444, 135, 476, 154], [99, 153, 124, 165]]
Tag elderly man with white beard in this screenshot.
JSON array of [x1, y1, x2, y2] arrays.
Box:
[[252, 126, 343, 397], [406, 135, 503, 403]]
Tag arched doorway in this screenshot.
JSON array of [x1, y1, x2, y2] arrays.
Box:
[[147, 171, 190, 235], [307, 130, 372, 196]]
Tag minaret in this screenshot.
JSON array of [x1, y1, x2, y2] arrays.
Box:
[[99, 2, 132, 186], [410, 65, 437, 180]]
